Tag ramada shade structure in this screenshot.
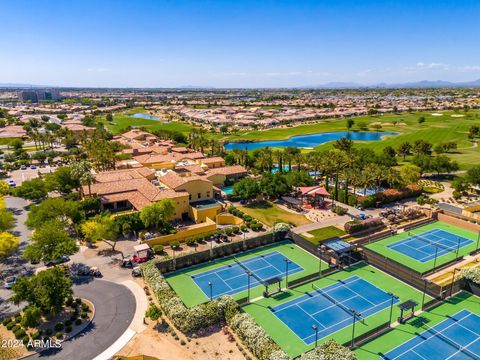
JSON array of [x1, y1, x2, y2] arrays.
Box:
[[296, 186, 330, 197]]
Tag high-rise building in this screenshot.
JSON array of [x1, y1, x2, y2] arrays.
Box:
[[18, 89, 61, 102]]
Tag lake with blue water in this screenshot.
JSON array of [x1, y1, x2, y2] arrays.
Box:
[[128, 113, 160, 120], [224, 131, 397, 150]]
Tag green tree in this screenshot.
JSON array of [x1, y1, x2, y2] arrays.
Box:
[[81, 213, 120, 249], [23, 220, 78, 262], [45, 166, 80, 194], [106, 113, 113, 122], [399, 163, 421, 185], [0, 209, 15, 232], [9, 138, 23, 150], [26, 197, 84, 230], [70, 160, 95, 195], [139, 199, 176, 229], [233, 177, 261, 201], [397, 142, 412, 160], [13, 178, 47, 201], [412, 140, 432, 155], [11, 267, 73, 315], [0, 232, 19, 258], [346, 119, 355, 131], [418, 116, 426, 124], [333, 137, 354, 152], [21, 305, 42, 328], [145, 304, 162, 322], [260, 172, 291, 199], [382, 146, 396, 159], [466, 166, 480, 186]]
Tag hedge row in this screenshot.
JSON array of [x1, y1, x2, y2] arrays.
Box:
[[141, 259, 289, 360], [228, 206, 264, 231], [344, 217, 385, 234], [358, 185, 423, 208]]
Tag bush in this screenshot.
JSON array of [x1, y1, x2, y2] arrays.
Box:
[[81, 303, 89, 312], [75, 318, 82, 326], [56, 332, 63, 339], [14, 329, 26, 339], [2, 318, 12, 326], [75, 298, 82, 305], [80, 312, 88, 319], [332, 205, 348, 215], [31, 331, 41, 340], [65, 297, 74, 307], [153, 244, 164, 254], [11, 325, 20, 333], [344, 217, 385, 234], [65, 325, 72, 333], [15, 315, 22, 323], [22, 335, 30, 345], [65, 320, 72, 327], [232, 226, 240, 234], [300, 339, 356, 360], [54, 323, 64, 332], [357, 195, 376, 208], [6, 322, 16, 330], [185, 237, 196, 246], [225, 227, 234, 236], [169, 240, 180, 249], [45, 329, 53, 336], [461, 268, 480, 285], [140, 260, 240, 334], [240, 224, 247, 232]]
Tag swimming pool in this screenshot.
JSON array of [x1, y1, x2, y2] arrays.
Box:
[[224, 131, 397, 151], [222, 185, 234, 195]]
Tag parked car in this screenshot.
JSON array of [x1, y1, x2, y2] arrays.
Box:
[[7, 180, 16, 187], [121, 258, 134, 268], [44, 255, 70, 267], [4, 276, 17, 289], [20, 165, 27, 170], [133, 254, 150, 263], [358, 213, 368, 220], [30, 165, 36, 170]]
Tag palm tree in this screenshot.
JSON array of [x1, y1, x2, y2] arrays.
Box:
[[273, 149, 284, 172]]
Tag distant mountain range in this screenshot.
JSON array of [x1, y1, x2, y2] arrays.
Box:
[[2, 79, 480, 89], [305, 79, 480, 89]]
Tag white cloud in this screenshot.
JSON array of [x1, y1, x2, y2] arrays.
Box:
[[458, 65, 480, 72], [403, 62, 449, 71]]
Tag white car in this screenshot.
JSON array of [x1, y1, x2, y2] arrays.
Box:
[[4, 276, 17, 289]]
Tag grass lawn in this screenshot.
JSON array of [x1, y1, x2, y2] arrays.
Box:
[[302, 226, 346, 244], [365, 221, 480, 274], [98, 112, 195, 135], [222, 110, 480, 169], [354, 291, 480, 359], [165, 241, 326, 307], [237, 201, 312, 227], [243, 262, 429, 358]]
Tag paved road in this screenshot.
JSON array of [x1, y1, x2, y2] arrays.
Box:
[[29, 279, 136, 360], [0, 196, 33, 317]]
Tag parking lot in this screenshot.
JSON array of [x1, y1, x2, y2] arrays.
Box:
[[5, 165, 57, 186]]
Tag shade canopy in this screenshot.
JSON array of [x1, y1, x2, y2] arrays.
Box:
[[297, 186, 330, 196]]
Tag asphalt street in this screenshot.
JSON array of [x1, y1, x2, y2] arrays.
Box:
[[29, 279, 136, 360]]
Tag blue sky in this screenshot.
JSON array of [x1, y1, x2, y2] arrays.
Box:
[[1, 0, 479, 88]]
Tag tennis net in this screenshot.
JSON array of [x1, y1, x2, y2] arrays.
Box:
[[409, 232, 459, 253], [312, 284, 363, 322], [422, 324, 479, 360], [234, 257, 263, 283]]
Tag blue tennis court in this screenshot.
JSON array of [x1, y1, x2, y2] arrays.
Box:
[[384, 309, 480, 359], [387, 229, 474, 263], [271, 276, 398, 345], [191, 251, 303, 299]]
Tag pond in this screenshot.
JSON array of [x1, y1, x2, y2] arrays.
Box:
[[224, 131, 397, 151], [128, 113, 160, 120]]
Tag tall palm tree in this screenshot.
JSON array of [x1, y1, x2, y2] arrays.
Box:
[[273, 149, 284, 172]]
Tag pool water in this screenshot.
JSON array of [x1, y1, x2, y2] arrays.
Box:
[[222, 185, 234, 195], [224, 131, 397, 150], [128, 113, 160, 120]]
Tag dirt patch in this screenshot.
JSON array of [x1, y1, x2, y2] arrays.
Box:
[[116, 321, 245, 360], [0, 326, 30, 360]]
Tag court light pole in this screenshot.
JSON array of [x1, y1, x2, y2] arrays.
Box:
[[247, 271, 252, 303], [455, 237, 461, 258], [449, 268, 461, 297], [387, 292, 399, 327], [421, 278, 430, 310], [284, 258, 291, 288], [311, 324, 319, 348], [432, 247, 439, 272], [208, 281, 213, 301], [317, 246, 323, 276], [350, 310, 361, 347], [476, 232, 480, 251]]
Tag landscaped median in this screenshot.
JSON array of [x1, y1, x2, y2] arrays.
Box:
[[0, 297, 94, 360]]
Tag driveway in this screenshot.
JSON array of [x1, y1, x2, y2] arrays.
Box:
[[29, 279, 136, 360], [6, 165, 57, 186]]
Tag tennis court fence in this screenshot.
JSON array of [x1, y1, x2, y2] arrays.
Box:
[[347, 320, 391, 349], [287, 267, 339, 288]]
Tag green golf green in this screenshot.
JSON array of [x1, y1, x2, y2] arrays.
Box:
[[242, 262, 429, 358], [165, 241, 326, 307], [354, 291, 480, 359], [365, 222, 479, 273]]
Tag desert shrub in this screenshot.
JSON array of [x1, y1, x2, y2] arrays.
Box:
[[75, 318, 82, 326], [11, 325, 20, 333], [344, 217, 384, 234], [461, 268, 480, 285], [153, 244, 164, 254], [56, 332, 63, 339], [6, 322, 16, 330], [54, 323, 64, 332], [232, 226, 240, 234], [357, 195, 376, 208], [65, 325, 72, 333], [81, 303, 89, 311], [2, 318, 12, 326], [185, 237, 196, 246], [169, 240, 180, 249], [14, 328, 26, 339], [65, 319, 72, 327], [80, 312, 87, 319], [300, 339, 356, 360], [332, 205, 348, 215], [45, 328, 53, 336], [225, 227, 233, 236]]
